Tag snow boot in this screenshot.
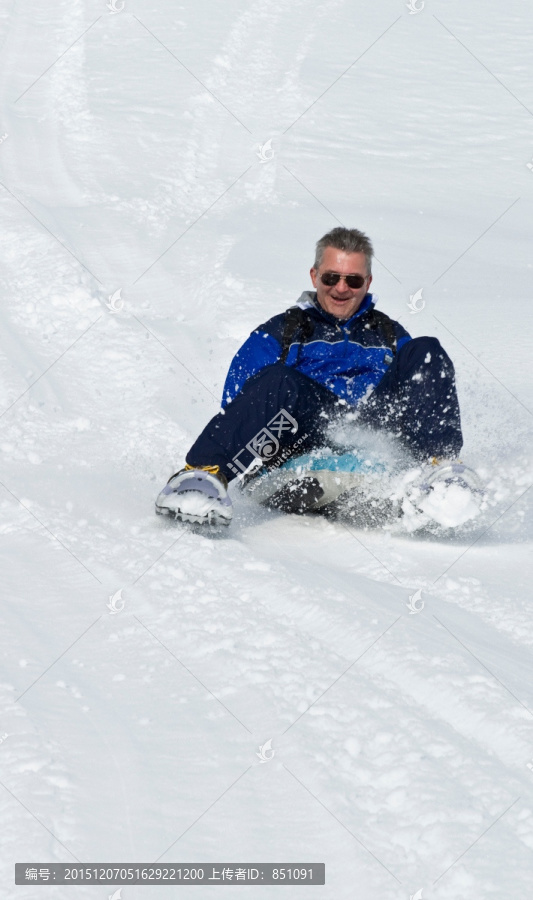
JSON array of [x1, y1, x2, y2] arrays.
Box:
[[419, 458, 483, 495], [407, 458, 484, 528], [155, 465, 233, 525]]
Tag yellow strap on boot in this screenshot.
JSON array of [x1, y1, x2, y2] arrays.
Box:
[[184, 464, 221, 476]]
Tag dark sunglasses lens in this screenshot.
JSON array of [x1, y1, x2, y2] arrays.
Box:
[[321, 273, 365, 289], [320, 273, 340, 286], [345, 275, 365, 288]]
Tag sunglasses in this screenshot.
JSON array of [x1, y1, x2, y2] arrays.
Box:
[[320, 272, 368, 289]]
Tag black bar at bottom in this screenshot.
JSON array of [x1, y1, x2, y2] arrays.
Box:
[[15, 863, 325, 885]]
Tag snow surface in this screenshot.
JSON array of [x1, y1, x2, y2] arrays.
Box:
[[1, 0, 532, 898]]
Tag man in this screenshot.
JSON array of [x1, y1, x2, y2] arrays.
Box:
[[155, 227, 463, 525]]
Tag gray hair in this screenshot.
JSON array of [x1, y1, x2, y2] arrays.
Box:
[[314, 227, 374, 275]]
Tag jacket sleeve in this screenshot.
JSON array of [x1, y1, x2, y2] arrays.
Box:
[[221, 330, 282, 408], [396, 321, 411, 351]]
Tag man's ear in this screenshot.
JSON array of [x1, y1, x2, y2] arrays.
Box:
[[310, 267, 318, 287]]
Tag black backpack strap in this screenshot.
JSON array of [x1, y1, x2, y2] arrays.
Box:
[[362, 308, 398, 357], [279, 307, 314, 364]]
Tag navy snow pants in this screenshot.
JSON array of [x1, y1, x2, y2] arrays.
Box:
[[186, 337, 463, 482]]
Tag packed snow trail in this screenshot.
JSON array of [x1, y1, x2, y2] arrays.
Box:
[[1, 1, 532, 898]]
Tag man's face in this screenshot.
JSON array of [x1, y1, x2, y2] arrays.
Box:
[[310, 248, 372, 319]]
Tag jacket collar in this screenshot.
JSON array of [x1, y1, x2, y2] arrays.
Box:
[[296, 290, 375, 326]]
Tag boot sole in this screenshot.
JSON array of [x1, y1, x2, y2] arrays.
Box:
[[155, 504, 232, 526]]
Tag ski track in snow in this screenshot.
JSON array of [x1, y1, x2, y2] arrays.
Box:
[[1, 1, 532, 898]]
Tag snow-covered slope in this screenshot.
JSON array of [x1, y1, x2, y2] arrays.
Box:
[[1, 1, 532, 898]]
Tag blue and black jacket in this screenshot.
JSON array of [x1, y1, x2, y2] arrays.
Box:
[[221, 291, 411, 409]]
